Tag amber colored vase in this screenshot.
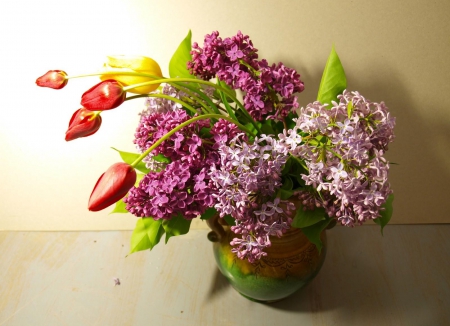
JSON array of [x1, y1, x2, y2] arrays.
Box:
[[207, 215, 327, 303]]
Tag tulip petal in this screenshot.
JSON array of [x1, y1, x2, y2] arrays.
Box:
[[100, 56, 163, 94], [81, 80, 126, 111], [88, 163, 137, 211], [36, 70, 68, 89]]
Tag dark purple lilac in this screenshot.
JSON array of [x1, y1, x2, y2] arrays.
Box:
[[188, 31, 304, 121]]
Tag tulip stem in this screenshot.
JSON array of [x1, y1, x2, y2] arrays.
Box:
[[125, 94, 199, 115], [66, 71, 261, 134], [130, 114, 255, 168]]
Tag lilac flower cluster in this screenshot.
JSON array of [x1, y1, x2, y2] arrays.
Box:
[[137, 84, 185, 171], [125, 109, 245, 220], [279, 90, 395, 226], [209, 134, 295, 262], [188, 31, 305, 121]]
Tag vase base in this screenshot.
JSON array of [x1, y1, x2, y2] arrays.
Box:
[[237, 292, 283, 304]]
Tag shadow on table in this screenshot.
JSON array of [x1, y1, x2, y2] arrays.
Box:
[[205, 267, 231, 301]]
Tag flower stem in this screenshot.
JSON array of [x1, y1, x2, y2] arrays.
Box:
[[130, 114, 255, 168], [125, 94, 198, 115], [66, 71, 261, 133]]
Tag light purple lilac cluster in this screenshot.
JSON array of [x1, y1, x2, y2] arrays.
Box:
[[209, 134, 295, 262], [279, 90, 395, 226], [188, 31, 305, 121]]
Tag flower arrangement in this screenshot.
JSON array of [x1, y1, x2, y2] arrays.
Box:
[[36, 30, 395, 263]]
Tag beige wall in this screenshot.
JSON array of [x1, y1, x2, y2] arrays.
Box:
[[1, 0, 449, 230]]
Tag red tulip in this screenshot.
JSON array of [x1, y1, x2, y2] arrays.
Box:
[[81, 79, 126, 111], [65, 108, 102, 141], [36, 70, 68, 89], [88, 162, 137, 211]]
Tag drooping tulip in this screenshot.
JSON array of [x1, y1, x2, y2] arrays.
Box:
[[81, 80, 126, 111], [36, 70, 68, 89], [88, 162, 137, 211], [65, 108, 102, 141], [100, 55, 163, 94]]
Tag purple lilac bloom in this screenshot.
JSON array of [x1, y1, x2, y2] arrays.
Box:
[[138, 84, 186, 170], [281, 90, 395, 227], [188, 31, 304, 121], [209, 134, 295, 263], [125, 107, 223, 220]]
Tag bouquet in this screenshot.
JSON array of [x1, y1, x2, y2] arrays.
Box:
[[36, 30, 395, 263]]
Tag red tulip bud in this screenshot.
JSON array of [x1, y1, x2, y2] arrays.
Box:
[[88, 163, 137, 211], [81, 79, 126, 111], [65, 108, 102, 141], [36, 70, 68, 89]]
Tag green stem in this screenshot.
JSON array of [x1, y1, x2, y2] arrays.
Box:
[[66, 71, 164, 80], [66, 71, 260, 133], [169, 84, 214, 115], [125, 94, 198, 115], [130, 114, 255, 167]]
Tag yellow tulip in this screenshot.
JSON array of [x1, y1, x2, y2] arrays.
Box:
[[100, 55, 163, 94]]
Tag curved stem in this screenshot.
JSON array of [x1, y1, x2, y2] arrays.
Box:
[[169, 84, 214, 115], [125, 94, 198, 115], [130, 114, 255, 168]]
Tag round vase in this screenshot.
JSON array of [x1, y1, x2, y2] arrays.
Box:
[[208, 219, 327, 303]]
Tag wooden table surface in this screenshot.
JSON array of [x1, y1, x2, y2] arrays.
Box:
[[1, 225, 449, 326]]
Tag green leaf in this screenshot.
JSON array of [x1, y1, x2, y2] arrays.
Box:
[[129, 218, 165, 254], [110, 198, 128, 214], [162, 214, 192, 244], [111, 147, 149, 174], [292, 207, 326, 228], [217, 80, 238, 121], [152, 153, 171, 164], [201, 207, 218, 220], [300, 218, 332, 253], [169, 30, 195, 78], [317, 46, 347, 105], [277, 189, 294, 200], [373, 194, 394, 235], [223, 215, 236, 226], [281, 157, 293, 176], [281, 176, 293, 190]]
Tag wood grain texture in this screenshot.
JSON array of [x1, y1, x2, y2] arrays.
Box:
[[1, 225, 449, 325]]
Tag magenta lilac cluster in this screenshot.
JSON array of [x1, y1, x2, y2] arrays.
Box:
[[209, 134, 295, 262], [188, 31, 305, 121], [125, 90, 243, 220], [279, 90, 395, 226]]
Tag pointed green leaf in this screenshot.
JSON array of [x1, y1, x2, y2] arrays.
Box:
[[169, 30, 195, 78], [373, 194, 394, 235], [300, 218, 332, 253], [129, 218, 164, 254], [317, 46, 347, 105], [292, 207, 326, 228], [162, 214, 192, 244], [111, 147, 149, 174], [201, 207, 218, 220]]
